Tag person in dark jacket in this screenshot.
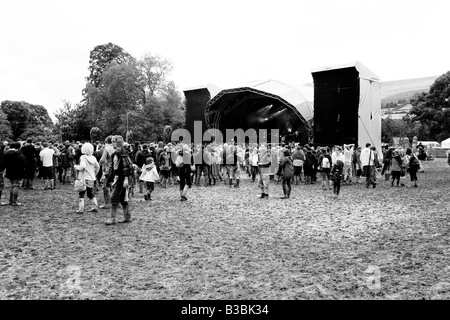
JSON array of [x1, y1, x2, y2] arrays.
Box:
[[330, 159, 344, 197], [278, 149, 293, 199], [20, 138, 37, 190], [105, 136, 134, 225], [0, 142, 27, 206]]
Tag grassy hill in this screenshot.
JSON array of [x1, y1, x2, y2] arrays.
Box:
[[381, 76, 438, 106]]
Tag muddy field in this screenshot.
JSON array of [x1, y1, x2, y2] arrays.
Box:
[[1, 159, 449, 300]]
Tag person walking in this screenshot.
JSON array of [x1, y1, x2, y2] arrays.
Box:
[[139, 157, 159, 200], [0, 142, 27, 206], [135, 144, 152, 193], [74, 143, 100, 214]]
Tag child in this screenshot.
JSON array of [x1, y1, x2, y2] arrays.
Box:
[[330, 159, 344, 197], [140, 157, 159, 201], [74, 143, 100, 213]]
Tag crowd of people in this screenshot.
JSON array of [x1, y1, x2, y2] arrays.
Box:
[[0, 136, 428, 224]]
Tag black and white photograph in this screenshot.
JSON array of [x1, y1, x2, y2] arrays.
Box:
[[1, 0, 449, 308]]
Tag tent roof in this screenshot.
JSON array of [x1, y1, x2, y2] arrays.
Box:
[[311, 61, 381, 82], [211, 79, 314, 121]]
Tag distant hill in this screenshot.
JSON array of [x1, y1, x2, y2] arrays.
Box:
[[381, 76, 438, 106], [303, 75, 439, 108]]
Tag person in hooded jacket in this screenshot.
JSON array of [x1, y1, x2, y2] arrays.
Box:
[[135, 144, 152, 193], [74, 143, 100, 214], [0, 142, 27, 206]]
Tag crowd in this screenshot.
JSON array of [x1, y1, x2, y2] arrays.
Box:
[[0, 136, 427, 224]]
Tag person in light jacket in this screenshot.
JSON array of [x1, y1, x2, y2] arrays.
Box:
[[140, 157, 160, 201], [74, 142, 100, 214]]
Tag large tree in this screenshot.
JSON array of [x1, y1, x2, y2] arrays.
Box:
[[86, 42, 133, 88], [409, 71, 450, 141], [0, 100, 53, 140], [0, 109, 12, 141], [54, 100, 91, 142]]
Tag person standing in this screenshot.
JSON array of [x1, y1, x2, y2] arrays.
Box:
[[390, 149, 403, 187], [39, 142, 55, 190], [21, 138, 37, 189], [105, 136, 134, 225], [249, 147, 259, 182], [330, 159, 344, 198], [360, 143, 376, 188], [60, 141, 74, 185], [158, 146, 172, 188], [343, 144, 354, 184], [0, 142, 27, 206], [278, 149, 293, 199], [406, 147, 420, 187], [257, 144, 272, 198], [178, 144, 193, 201], [291, 145, 305, 185], [74, 143, 100, 213], [318, 147, 332, 190], [99, 136, 115, 209]]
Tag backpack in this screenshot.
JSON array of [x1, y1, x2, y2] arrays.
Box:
[[118, 151, 134, 177], [410, 154, 420, 169], [321, 156, 330, 169]]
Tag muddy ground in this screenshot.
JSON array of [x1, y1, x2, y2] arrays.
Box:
[[0, 159, 449, 299]]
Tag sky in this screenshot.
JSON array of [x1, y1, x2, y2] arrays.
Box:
[[1, 0, 449, 120]]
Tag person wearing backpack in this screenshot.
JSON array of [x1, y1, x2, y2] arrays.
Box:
[[406, 147, 419, 187], [105, 136, 134, 225], [158, 146, 172, 188], [291, 145, 305, 185], [318, 147, 332, 190], [278, 149, 293, 199]]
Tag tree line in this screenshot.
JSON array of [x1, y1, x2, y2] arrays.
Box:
[[0, 42, 185, 143]]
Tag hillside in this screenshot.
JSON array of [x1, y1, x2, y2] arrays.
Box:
[[381, 76, 438, 106]]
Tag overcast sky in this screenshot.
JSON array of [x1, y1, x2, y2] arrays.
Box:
[[1, 0, 449, 120]]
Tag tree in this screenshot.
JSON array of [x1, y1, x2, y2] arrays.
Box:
[[381, 116, 421, 144], [85, 60, 144, 136], [86, 43, 133, 88], [54, 100, 91, 141], [409, 71, 450, 141], [0, 109, 12, 141], [138, 52, 173, 99], [0, 100, 54, 140]]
